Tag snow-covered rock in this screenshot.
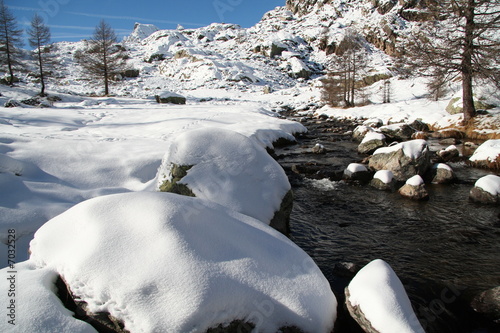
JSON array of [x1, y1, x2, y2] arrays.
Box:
[[379, 123, 415, 142], [345, 259, 425, 333], [398, 175, 429, 200], [469, 174, 500, 205], [312, 143, 326, 154], [469, 140, 500, 169], [353, 125, 375, 142], [438, 145, 460, 162], [344, 163, 372, 182], [155, 91, 186, 104], [369, 140, 431, 181], [29, 192, 337, 333], [0, 262, 97, 333], [155, 128, 292, 233], [428, 163, 455, 184], [124, 23, 159, 42], [358, 131, 386, 155], [370, 170, 396, 191]]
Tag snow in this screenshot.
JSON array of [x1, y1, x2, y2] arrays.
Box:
[[346, 163, 368, 174], [0, 262, 97, 333], [29, 192, 337, 333], [373, 140, 428, 159], [374, 170, 394, 184], [361, 131, 385, 144], [347, 259, 425, 333], [0, 97, 305, 266], [155, 128, 290, 224], [435, 163, 453, 171], [469, 140, 500, 163], [475, 175, 500, 196], [406, 175, 424, 186]]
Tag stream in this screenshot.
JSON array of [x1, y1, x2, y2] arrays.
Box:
[[274, 116, 500, 333]]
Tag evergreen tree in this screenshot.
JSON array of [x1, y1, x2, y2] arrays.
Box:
[[404, 0, 500, 123], [75, 20, 126, 96], [27, 14, 52, 96], [0, 0, 23, 85]]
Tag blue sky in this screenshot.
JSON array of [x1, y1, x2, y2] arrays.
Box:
[[9, 0, 285, 44]]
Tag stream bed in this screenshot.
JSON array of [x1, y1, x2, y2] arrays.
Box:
[[275, 117, 500, 333]]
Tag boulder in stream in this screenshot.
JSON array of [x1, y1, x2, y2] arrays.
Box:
[[344, 163, 372, 183], [469, 174, 500, 205], [358, 132, 386, 155], [427, 163, 456, 184], [368, 140, 431, 181], [398, 175, 429, 200], [370, 170, 396, 191]]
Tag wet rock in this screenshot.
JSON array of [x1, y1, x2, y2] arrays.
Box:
[[427, 163, 456, 184], [358, 132, 386, 155], [312, 143, 327, 154], [368, 140, 431, 181], [269, 189, 294, 235], [370, 170, 396, 191], [469, 175, 500, 205], [332, 262, 360, 279], [344, 163, 372, 183], [471, 286, 500, 323], [379, 123, 415, 141], [398, 175, 429, 200], [437, 145, 460, 162]]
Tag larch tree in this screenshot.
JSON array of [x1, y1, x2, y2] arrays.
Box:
[[404, 0, 500, 123], [27, 14, 52, 96], [75, 20, 126, 96], [0, 0, 23, 85]]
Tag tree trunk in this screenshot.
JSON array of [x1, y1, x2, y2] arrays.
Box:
[[36, 41, 46, 96], [462, 0, 476, 124]]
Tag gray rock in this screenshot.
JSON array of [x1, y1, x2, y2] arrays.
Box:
[[471, 286, 500, 323], [379, 123, 415, 141], [312, 143, 327, 154], [358, 133, 386, 155], [437, 145, 460, 162], [428, 163, 456, 184], [469, 186, 499, 205], [155, 92, 187, 105], [368, 140, 431, 181]]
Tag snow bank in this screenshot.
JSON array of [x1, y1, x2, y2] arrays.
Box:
[[156, 128, 290, 224], [374, 140, 428, 159], [475, 175, 500, 196], [361, 131, 385, 144], [0, 262, 97, 333], [347, 259, 425, 333], [30, 192, 337, 333]]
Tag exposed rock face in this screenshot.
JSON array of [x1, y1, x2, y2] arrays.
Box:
[[358, 132, 386, 155], [368, 140, 431, 181], [155, 92, 187, 104], [399, 182, 429, 200], [344, 163, 372, 183], [437, 145, 460, 162], [158, 164, 195, 196], [370, 170, 396, 191], [427, 163, 455, 184], [379, 123, 415, 142], [469, 187, 499, 205], [471, 286, 500, 323]]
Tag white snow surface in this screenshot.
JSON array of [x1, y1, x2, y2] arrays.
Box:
[[0, 262, 97, 333], [469, 140, 500, 163], [374, 170, 394, 184], [345, 163, 368, 175], [435, 163, 453, 171], [474, 175, 500, 196], [0, 97, 305, 266], [348, 259, 425, 333], [29, 192, 337, 333], [361, 131, 385, 144], [373, 140, 428, 159], [406, 175, 424, 186], [156, 128, 290, 224]]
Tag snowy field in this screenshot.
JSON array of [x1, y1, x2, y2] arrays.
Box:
[[0, 90, 305, 266]]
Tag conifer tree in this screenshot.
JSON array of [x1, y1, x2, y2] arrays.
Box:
[[0, 0, 23, 85], [75, 20, 126, 96], [404, 0, 500, 123], [28, 14, 52, 96]]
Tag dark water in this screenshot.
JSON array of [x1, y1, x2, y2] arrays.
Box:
[[275, 119, 500, 333]]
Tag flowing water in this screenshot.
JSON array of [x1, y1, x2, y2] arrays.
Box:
[[275, 118, 500, 333]]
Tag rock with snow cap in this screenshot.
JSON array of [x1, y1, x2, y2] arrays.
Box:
[[469, 174, 500, 205], [398, 175, 429, 200]]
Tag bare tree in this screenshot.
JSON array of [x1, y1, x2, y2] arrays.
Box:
[[322, 32, 369, 107], [404, 0, 500, 123], [0, 0, 23, 85], [75, 20, 126, 96], [28, 14, 52, 96]]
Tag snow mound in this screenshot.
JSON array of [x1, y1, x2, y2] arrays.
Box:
[[361, 131, 385, 144], [374, 170, 394, 184], [374, 139, 428, 159], [0, 261, 97, 333], [406, 175, 424, 186], [347, 259, 425, 333], [156, 128, 291, 224], [125, 23, 159, 42], [29, 192, 337, 333], [469, 139, 500, 163], [346, 163, 368, 174], [475, 174, 500, 196]]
